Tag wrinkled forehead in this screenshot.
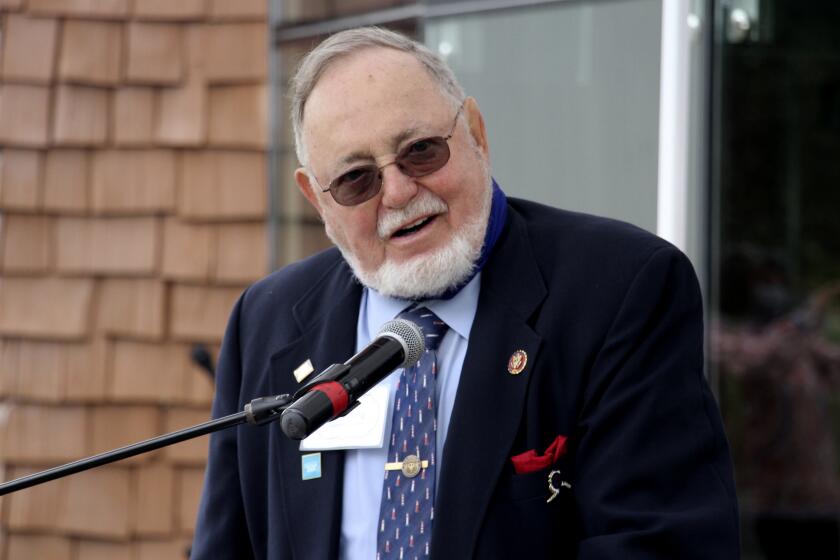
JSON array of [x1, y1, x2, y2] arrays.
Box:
[[301, 48, 455, 164]]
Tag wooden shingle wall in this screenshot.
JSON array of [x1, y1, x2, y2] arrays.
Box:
[[0, 1, 268, 557]]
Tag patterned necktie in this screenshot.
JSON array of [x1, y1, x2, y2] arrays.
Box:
[[377, 307, 448, 560]]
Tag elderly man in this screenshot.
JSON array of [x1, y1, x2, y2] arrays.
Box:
[[192, 27, 738, 560]]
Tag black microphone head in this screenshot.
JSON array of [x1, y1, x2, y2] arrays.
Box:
[[280, 408, 309, 440], [377, 318, 424, 368]]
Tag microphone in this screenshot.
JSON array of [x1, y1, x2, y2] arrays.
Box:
[[280, 318, 425, 440]]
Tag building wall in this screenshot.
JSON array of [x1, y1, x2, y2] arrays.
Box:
[[0, 0, 268, 558]]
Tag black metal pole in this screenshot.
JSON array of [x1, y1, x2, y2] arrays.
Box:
[[0, 393, 292, 496]]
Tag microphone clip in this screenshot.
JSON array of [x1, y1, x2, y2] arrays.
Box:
[[244, 394, 295, 426]]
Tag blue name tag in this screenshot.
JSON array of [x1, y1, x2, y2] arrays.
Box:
[[301, 452, 322, 480]]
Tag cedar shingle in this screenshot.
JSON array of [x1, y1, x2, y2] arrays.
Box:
[[91, 149, 176, 214], [76, 541, 134, 560], [52, 85, 109, 146], [208, 0, 267, 20], [3, 404, 87, 463], [0, 214, 52, 273], [57, 468, 132, 538], [96, 278, 165, 340], [132, 463, 174, 535], [43, 149, 89, 213], [0, 339, 18, 398], [133, 0, 205, 21], [0, 277, 93, 340], [8, 340, 65, 402], [0, 14, 59, 83], [0, 149, 43, 210], [63, 337, 108, 402], [163, 408, 210, 464], [110, 340, 188, 403], [27, 0, 130, 18], [215, 222, 267, 283], [184, 372, 214, 406], [0, 467, 128, 535], [170, 284, 241, 343], [58, 19, 123, 86], [0, 84, 51, 147], [126, 22, 184, 85], [135, 540, 192, 560], [175, 466, 204, 533], [207, 85, 267, 148], [89, 405, 160, 463], [178, 150, 266, 219], [184, 24, 207, 77], [55, 216, 159, 275], [113, 88, 156, 146], [5, 466, 63, 531], [155, 80, 207, 146], [5, 535, 73, 560], [161, 218, 214, 281], [0, 0, 24, 10], [6, 339, 106, 402], [204, 23, 266, 83]]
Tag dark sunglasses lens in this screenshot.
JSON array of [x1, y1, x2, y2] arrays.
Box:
[[399, 137, 450, 176], [331, 166, 380, 206]]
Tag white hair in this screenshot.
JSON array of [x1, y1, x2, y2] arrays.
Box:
[[289, 26, 466, 167]]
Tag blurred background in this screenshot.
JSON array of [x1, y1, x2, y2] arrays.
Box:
[[0, 0, 838, 558]]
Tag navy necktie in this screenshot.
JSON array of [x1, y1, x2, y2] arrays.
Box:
[[377, 307, 448, 559]]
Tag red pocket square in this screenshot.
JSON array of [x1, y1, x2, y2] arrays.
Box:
[[510, 434, 568, 474]]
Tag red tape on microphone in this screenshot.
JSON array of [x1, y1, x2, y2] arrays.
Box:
[[309, 381, 349, 417]]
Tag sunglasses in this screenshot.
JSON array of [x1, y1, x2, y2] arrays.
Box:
[[313, 102, 465, 206]]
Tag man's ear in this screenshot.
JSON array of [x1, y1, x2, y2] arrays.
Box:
[[295, 167, 324, 217], [463, 96, 489, 159]]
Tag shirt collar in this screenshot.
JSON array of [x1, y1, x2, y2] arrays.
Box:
[[364, 271, 481, 342]]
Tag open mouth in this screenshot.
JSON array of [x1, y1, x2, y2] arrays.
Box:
[[391, 215, 437, 238]]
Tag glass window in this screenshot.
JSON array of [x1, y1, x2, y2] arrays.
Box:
[[709, 1, 840, 557], [424, 0, 662, 232]]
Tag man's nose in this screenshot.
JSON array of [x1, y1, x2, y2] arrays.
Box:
[[379, 162, 418, 209]]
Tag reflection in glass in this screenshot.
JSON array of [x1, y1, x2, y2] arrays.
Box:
[[710, 2, 840, 558]]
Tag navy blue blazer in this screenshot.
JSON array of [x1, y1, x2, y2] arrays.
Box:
[[192, 198, 739, 559]]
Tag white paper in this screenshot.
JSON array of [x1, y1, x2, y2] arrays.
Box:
[[299, 384, 390, 451]]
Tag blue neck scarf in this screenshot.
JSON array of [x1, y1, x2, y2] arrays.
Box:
[[436, 179, 508, 300]]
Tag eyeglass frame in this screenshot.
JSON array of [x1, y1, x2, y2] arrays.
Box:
[[308, 101, 467, 206]]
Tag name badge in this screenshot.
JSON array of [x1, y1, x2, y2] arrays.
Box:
[[299, 383, 390, 451]]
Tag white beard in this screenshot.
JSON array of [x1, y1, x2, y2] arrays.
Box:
[[325, 177, 493, 300]]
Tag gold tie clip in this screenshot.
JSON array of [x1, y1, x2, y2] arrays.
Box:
[[384, 454, 428, 478]]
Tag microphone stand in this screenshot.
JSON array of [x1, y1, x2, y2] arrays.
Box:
[[0, 393, 293, 497]]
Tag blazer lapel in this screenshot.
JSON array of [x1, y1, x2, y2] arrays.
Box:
[[267, 259, 362, 560], [433, 207, 548, 559]]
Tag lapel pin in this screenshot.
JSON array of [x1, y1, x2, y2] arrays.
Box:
[[301, 452, 322, 480], [294, 359, 315, 383], [507, 349, 528, 375]]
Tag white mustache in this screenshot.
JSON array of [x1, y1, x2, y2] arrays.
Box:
[[377, 192, 448, 239]]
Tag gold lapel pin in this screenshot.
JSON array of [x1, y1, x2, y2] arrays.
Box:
[[507, 350, 528, 375]]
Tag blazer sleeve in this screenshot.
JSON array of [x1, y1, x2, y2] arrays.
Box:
[[191, 292, 255, 560], [574, 246, 739, 559]]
